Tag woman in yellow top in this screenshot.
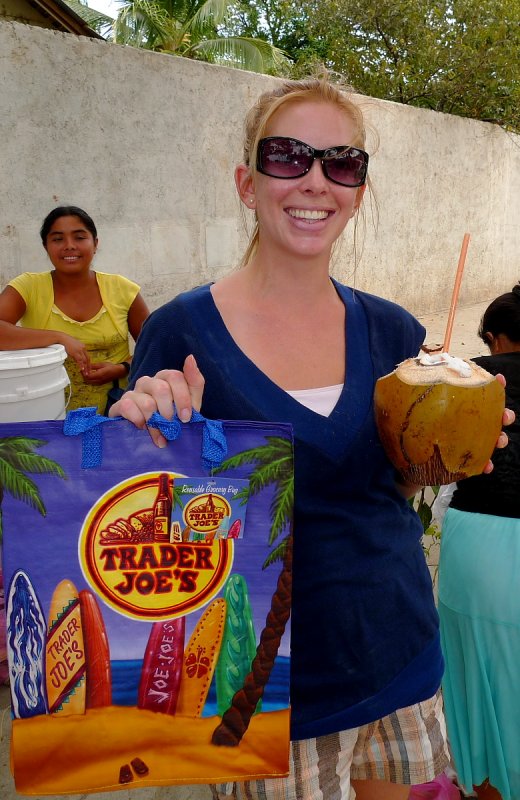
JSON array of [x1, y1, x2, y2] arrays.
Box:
[[0, 206, 150, 413]]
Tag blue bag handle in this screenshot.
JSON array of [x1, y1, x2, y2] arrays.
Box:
[[63, 407, 227, 470]]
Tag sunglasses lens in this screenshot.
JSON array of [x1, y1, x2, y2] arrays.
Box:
[[259, 138, 312, 178], [324, 148, 367, 187]]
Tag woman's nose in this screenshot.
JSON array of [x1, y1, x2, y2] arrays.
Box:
[[301, 158, 328, 191]]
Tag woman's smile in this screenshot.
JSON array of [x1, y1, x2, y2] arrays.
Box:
[[286, 208, 333, 222]]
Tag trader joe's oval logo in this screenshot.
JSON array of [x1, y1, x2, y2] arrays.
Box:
[[184, 492, 232, 537], [79, 472, 233, 621]]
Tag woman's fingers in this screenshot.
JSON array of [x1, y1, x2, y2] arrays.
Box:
[[155, 356, 205, 421], [110, 387, 156, 426], [110, 387, 168, 446], [108, 357, 205, 447], [134, 374, 178, 420], [496, 431, 509, 449], [183, 355, 205, 412], [494, 374, 515, 428], [483, 405, 515, 472]]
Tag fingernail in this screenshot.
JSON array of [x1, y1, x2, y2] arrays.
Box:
[[157, 435, 167, 449], [179, 408, 191, 423]]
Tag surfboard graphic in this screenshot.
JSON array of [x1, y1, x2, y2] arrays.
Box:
[[46, 579, 86, 715], [176, 598, 226, 717], [138, 617, 185, 714], [216, 574, 259, 717], [6, 570, 48, 719], [79, 589, 112, 708], [228, 519, 242, 539]]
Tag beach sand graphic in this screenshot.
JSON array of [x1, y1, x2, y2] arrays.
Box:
[[11, 705, 290, 795]]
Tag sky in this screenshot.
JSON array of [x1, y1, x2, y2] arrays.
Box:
[[89, 0, 120, 19]]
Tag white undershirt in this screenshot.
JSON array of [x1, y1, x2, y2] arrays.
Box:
[[286, 384, 344, 417]]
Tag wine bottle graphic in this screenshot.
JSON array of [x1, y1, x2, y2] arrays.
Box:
[[153, 473, 172, 542]]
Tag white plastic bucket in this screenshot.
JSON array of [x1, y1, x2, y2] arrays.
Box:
[[0, 344, 70, 422]]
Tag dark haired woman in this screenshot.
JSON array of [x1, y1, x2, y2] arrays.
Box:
[[439, 284, 520, 800], [0, 206, 149, 413]]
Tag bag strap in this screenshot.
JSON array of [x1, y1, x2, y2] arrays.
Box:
[[63, 407, 112, 468], [146, 410, 227, 470], [63, 407, 227, 470]]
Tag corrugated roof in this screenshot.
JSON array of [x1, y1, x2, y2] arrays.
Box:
[[25, 0, 108, 38]]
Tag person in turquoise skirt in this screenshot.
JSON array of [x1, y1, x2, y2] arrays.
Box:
[[439, 284, 520, 800]]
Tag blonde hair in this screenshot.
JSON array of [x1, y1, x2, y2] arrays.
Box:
[[240, 74, 370, 266]]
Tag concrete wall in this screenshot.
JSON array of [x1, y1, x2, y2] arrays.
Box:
[[1, 20, 520, 319]]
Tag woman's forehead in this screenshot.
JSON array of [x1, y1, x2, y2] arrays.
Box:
[[48, 215, 88, 232], [265, 99, 359, 141]]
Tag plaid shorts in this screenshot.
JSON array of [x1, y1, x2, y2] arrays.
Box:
[[212, 690, 450, 800]]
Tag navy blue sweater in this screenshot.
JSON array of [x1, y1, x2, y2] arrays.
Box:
[[130, 281, 443, 739]]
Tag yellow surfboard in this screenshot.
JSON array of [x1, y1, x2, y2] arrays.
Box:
[[45, 579, 86, 715], [176, 598, 226, 717]]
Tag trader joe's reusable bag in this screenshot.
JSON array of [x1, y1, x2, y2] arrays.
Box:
[[1, 409, 293, 795]]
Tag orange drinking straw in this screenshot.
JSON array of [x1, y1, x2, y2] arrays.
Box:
[[442, 233, 471, 352]]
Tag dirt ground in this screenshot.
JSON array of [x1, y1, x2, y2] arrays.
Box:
[[417, 298, 492, 360]]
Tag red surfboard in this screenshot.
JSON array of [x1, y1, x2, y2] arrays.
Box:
[[79, 589, 112, 708], [138, 617, 185, 714], [228, 519, 241, 539]]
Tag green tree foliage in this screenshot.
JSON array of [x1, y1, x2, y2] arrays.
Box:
[[297, 0, 520, 131], [224, 0, 520, 130], [221, 0, 323, 63], [112, 0, 290, 73]]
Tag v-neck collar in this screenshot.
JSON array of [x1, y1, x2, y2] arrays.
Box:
[[196, 281, 374, 461]]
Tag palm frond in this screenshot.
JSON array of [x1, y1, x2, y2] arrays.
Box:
[[216, 437, 293, 473], [216, 436, 294, 565], [246, 458, 291, 497], [115, 1, 173, 47], [0, 462, 46, 516], [0, 437, 48, 454], [187, 0, 232, 32], [1, 453, 66, 478], [268, 476, 293, 545], [113, 0, 288, 73], [262, 536, 289, 570], [190, 36, 289, 72], [215, 446, 272, 473]]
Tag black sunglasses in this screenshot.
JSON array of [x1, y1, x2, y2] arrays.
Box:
[[256, 136, 369, 188]]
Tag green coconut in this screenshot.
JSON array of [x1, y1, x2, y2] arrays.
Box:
[[374, 357, 505, 485]]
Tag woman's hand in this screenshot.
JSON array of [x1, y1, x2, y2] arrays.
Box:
[[483, 373, 515, 473], [83, 362, 127, 385], [109, 355, 205, 447], [58, 333, 91, 374]]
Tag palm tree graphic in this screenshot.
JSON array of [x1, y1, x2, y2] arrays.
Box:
[[211, 435, 293, 746], [0, 437, 66, 542]]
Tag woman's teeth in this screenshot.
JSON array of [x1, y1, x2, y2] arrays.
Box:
[[288, 209, 329, 220]]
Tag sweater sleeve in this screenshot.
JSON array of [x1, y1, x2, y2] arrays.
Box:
[[128, 296, 192, 385]]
